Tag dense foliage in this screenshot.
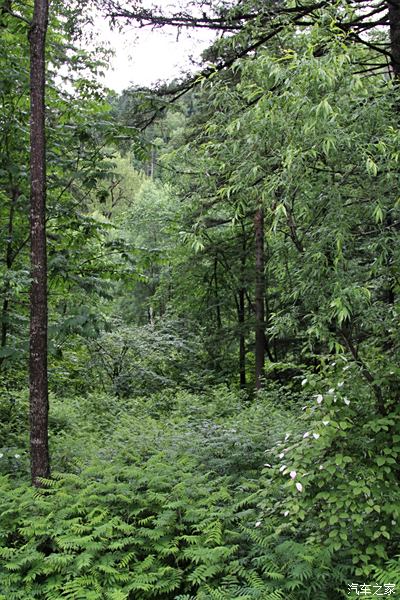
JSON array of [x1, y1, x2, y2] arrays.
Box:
[[0, 0, 399, 597]]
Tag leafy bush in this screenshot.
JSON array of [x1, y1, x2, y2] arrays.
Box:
[[85, 319, 209, 397], [256, 360, 400, 595]]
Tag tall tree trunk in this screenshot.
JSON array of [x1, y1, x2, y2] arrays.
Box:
[[389, 0, 400, 78], [238, 221, 247, 389], [385, 0, 400, 304], [254, 206, 265, 391], [29, 0, 50, 486], [238, 286, 246, 388]]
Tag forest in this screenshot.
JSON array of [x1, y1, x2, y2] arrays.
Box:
[[0, 0, 399, 598]]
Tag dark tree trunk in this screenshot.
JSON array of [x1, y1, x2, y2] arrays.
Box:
[[238, 286, 246, 388], [29, 0, 50, 486], [238, 221, 247, 389], [254, 206, 265, 391], [386, 0, 400, 303], [389, 0, 400, 77]]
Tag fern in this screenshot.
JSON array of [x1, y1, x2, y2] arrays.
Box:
[[373, 556, 400, 586]]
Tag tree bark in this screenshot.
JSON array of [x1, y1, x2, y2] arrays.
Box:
[[386, 0, 400, 303], [29, 0, 50, 486], [254, 206, 265, 391], [238, 221, 247, 389], [238, 286, 246, 388], [389, 0, 400, 77]]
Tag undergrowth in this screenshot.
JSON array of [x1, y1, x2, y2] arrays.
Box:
[[0, 382, 399, 599]]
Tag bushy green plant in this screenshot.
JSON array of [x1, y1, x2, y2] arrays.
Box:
[[255, 360, 400, 597]]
